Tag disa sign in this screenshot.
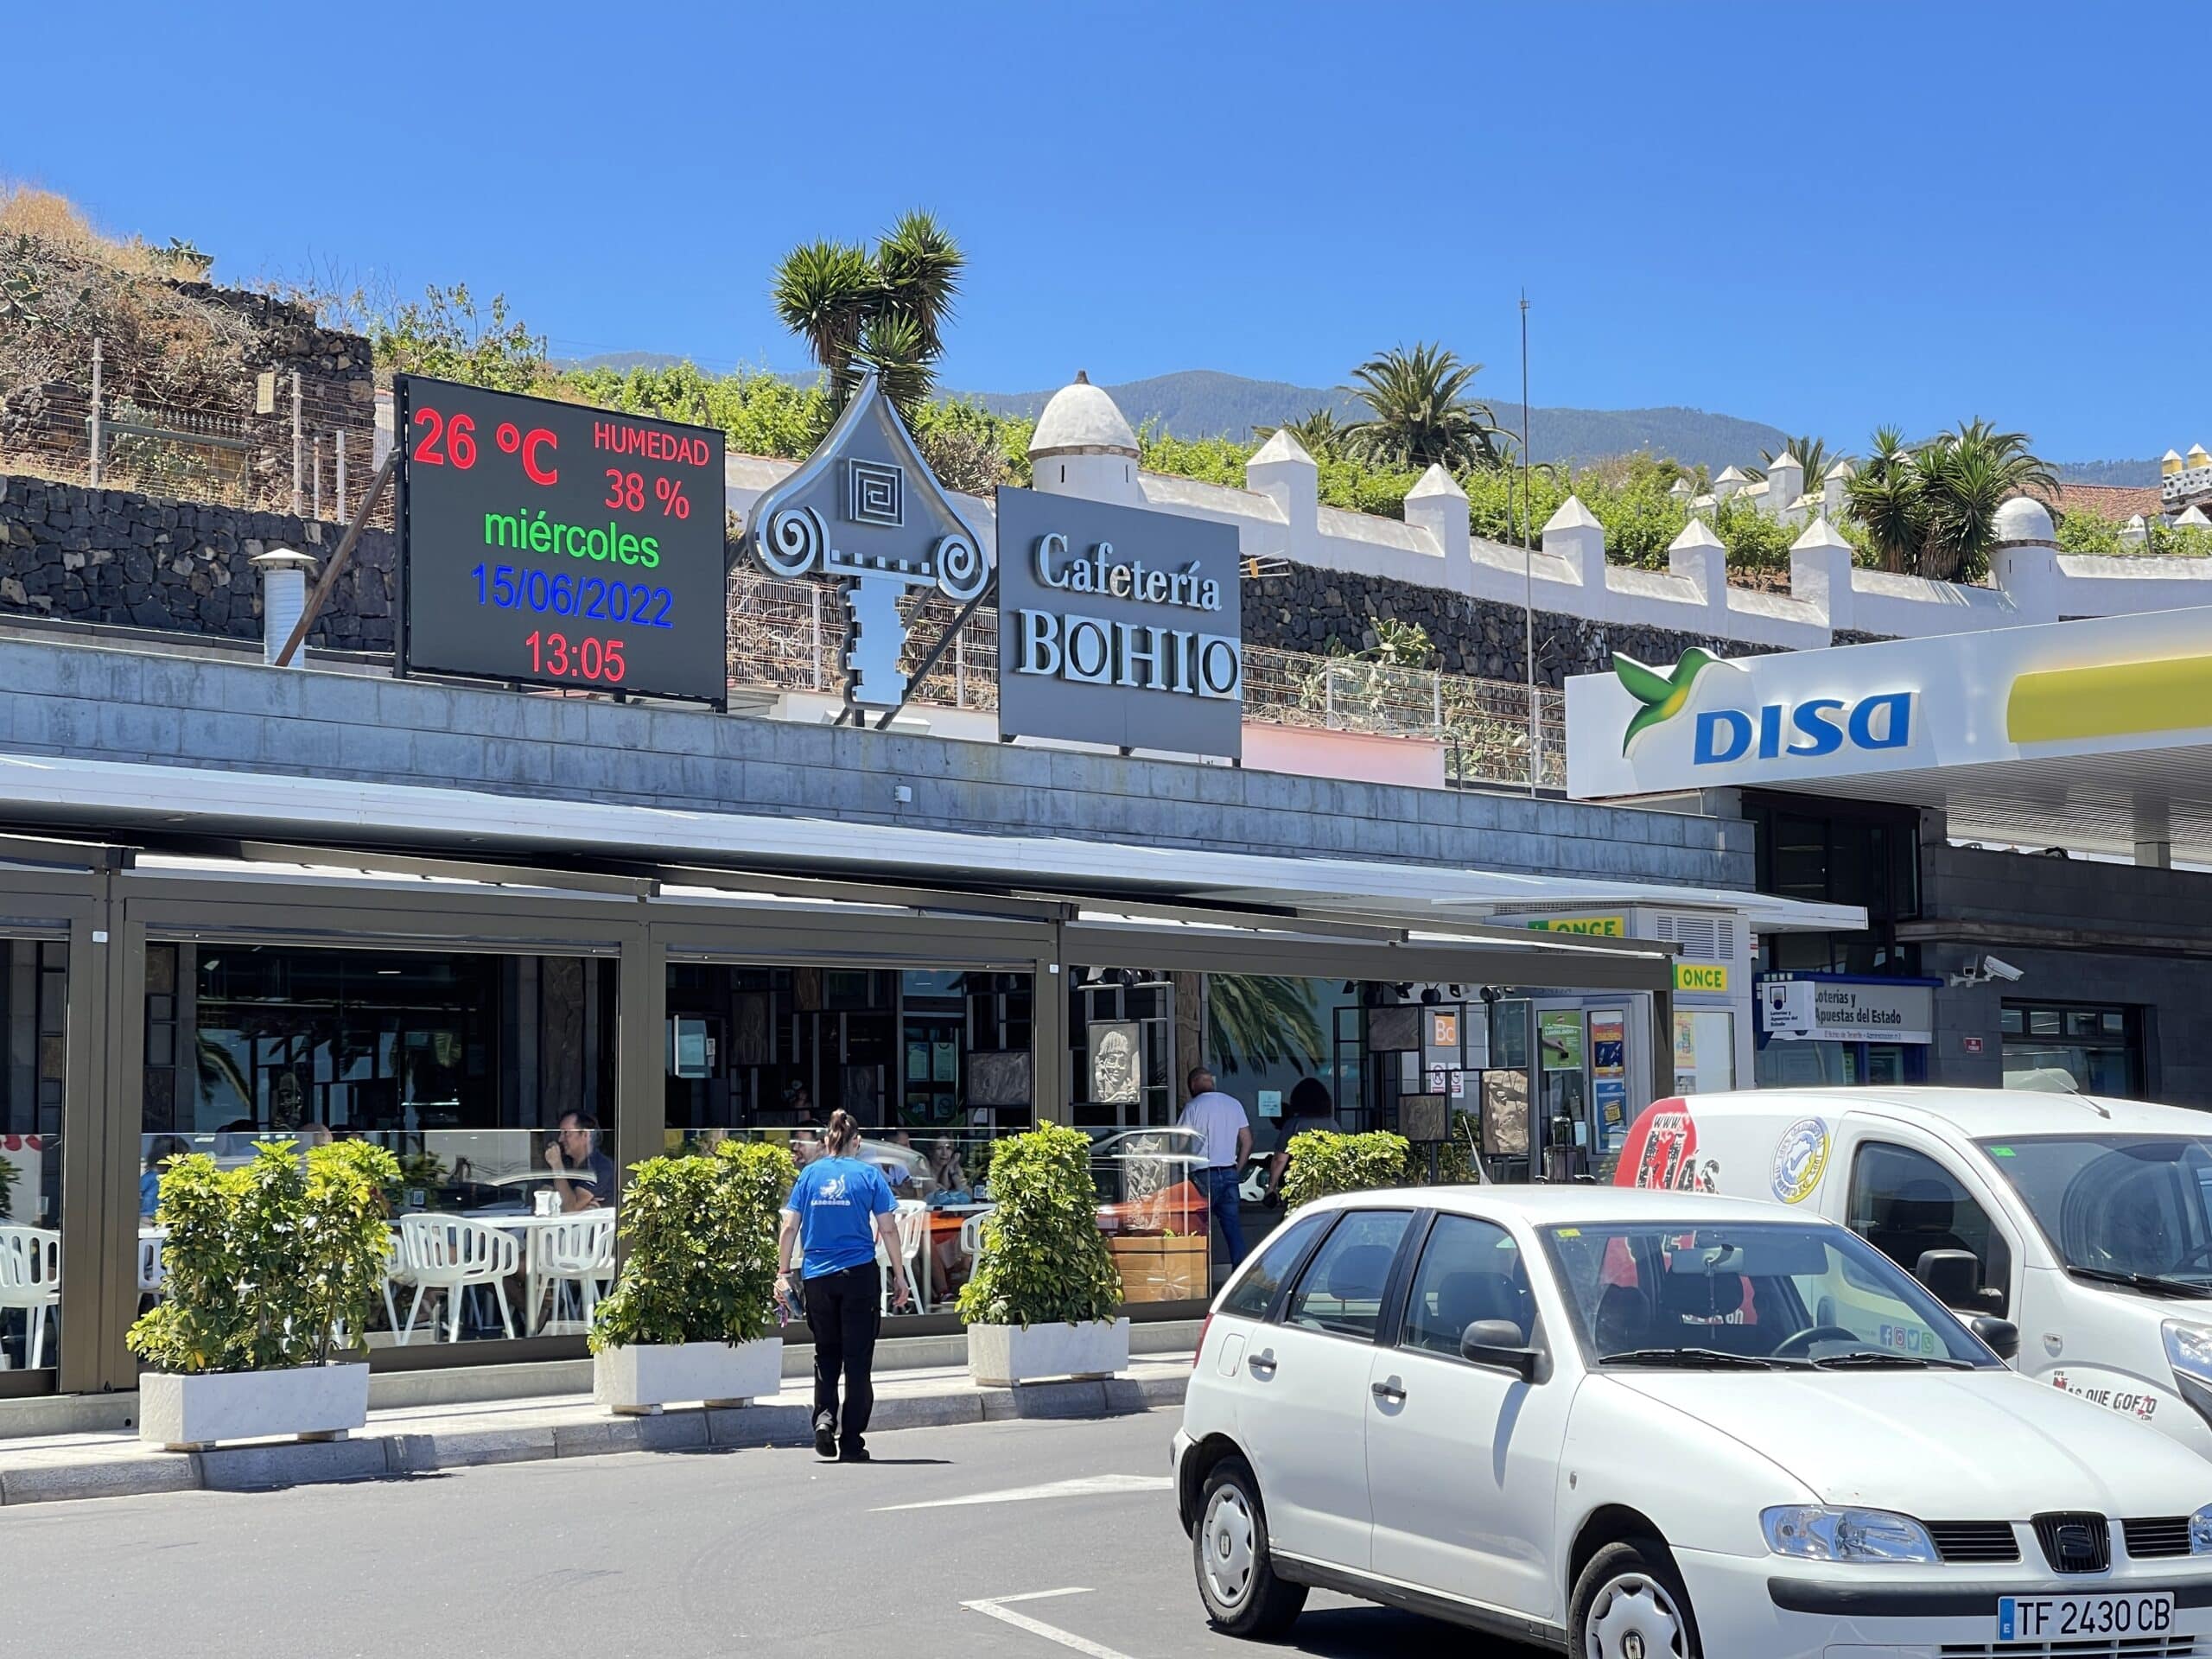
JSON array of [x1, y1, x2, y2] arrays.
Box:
[[1695, 692, 1914, 766]]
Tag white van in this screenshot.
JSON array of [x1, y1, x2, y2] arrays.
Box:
[[1613, 1087, 2212, 1455]]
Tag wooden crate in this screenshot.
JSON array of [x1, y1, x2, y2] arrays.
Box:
[[1109, 1234, 1208, 1303]]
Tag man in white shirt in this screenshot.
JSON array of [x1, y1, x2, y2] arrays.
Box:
[[1177, 1066, 1252, 1266]]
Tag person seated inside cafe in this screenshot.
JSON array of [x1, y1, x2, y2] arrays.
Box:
[[140, 1135, 193, 1217], [543, 1110, 618, 1211]]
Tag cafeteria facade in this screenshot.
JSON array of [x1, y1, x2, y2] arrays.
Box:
[[0, 383, 1861, 1400]]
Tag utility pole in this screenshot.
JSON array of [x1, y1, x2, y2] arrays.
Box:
[[1520, 289, 1536, 794]]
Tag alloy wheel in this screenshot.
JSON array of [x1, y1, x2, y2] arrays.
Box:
[[1586, 1573, 1687, 1659], [1201, 1483, 1256, 1609]]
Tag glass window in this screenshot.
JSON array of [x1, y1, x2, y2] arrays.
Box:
[[1979, 1135, 2212, 1287], [2001, 1002, 2142, 1097], [1847, 1141, 2011, 1313], [1219, 1211, 1330, 1320], [1542, 1220, 1997, 1368], [2, 938, 65, 1372], [1401, 1213, 1530, 1356], [1283, 1208, 1411, 1340]]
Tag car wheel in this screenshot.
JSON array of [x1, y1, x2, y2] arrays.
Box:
[[1570, 1538, 1701, 1659], [1193, 1455, 1307, 1639]]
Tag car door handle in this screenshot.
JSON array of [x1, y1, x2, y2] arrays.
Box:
[[1246, 1349, 1278, 1376], [1371, 1376, 1407, 1403]]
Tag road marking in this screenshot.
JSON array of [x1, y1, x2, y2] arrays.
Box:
[[874, 1472, 1171, 1512], [963, 1588, 1136, 1659]]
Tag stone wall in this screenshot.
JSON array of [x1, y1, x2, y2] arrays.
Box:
[[0, 474, 395, 648], [1243, 558, 1793, 687]]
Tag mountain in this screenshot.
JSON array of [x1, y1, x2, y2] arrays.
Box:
[[2050, 458, 2159, 487], [961, 370, 1789, 472]]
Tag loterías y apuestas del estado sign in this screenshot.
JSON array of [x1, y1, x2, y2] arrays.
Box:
[[994, 486, 1243, 758]]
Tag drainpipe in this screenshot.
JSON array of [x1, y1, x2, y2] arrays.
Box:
[[252, 547, 321, 666]]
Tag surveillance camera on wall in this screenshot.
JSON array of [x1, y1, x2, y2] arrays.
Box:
[[1982, 956, 2024, 982]]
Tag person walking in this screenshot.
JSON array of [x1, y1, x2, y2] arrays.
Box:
[[776, 1110, 912, 1463], [1178, 1066, 1252, 1268]]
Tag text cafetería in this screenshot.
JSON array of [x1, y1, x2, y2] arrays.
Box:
[[1013, 533, 1241, 700]]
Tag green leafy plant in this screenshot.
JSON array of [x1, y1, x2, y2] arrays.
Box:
[[370, 283, 547, 393], [1279, 1129, 1413, 1211], [771, 210, 964, 414], [128, 1139, 399, 1375], [1343, 342, 1507, 472], [589, 1139, 795, 1351], [957, 1126, 1123, 1328]]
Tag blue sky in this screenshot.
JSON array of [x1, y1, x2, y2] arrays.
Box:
[[7, 2, 2192, 459]]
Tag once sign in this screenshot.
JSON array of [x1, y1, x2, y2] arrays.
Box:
[[995, 486, 1243, 757], [396, 376, 728, 704]]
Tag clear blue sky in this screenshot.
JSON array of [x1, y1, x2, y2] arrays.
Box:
[[8, 2, 2193, 459]]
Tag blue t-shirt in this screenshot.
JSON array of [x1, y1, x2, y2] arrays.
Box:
[[786, 1156, 896, 1279]]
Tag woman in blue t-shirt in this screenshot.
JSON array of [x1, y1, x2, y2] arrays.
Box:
[[776, 1110, 913, 1461]]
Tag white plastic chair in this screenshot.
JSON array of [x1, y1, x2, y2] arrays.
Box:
[[137, 1230, 165, 1299], [0, 1225, 60, 1370], [527, 1213, 616, 1335], [397, 1215, 520, 1344], [876, 1199, 931, 1315]]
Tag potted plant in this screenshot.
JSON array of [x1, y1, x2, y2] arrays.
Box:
[[958, 1126, 1129, 1386], [589, 1139, 793, 1415], [1279, 1128, 1412, 1210], [131, 1138, 398, 1451]]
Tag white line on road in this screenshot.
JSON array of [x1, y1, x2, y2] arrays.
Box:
[[874, 1472, 1172, 1512], [963, 1588, 1137, 1659]]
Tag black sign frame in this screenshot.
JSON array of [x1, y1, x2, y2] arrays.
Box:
[[394, 375, 728, 708]]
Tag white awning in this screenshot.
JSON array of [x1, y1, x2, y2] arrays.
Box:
[[0, 750, 1859, 935]]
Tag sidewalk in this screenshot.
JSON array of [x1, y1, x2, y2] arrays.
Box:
[[0, 1354, 1193, 1509]]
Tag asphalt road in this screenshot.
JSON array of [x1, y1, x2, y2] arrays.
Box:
[[0, 1407, 1546, 1658]]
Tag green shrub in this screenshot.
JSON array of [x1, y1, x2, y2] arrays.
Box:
[[128, 1139, 399, 1375], [1279, 1129, 1414, 1211], [590, 1139, 794, 1351], [957, 1126, 1123, 1328]]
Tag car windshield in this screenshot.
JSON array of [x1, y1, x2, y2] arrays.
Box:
[[1542, 1220, 1998, 1370], [1978, 1135, 2212, 1289]]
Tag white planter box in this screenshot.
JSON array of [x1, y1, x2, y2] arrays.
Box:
[[593, 1338, 782, 1415], [968, 1319, 1131, 1387], [140, 1363, 370, 1451]]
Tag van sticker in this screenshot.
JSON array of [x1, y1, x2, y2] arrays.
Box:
[[1989, 1145, 2017, 1158], [1556, 1227, 1582, 1238], [1770, 1116, 1831, 1205]]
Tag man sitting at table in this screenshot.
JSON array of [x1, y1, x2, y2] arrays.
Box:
[[543, 1111, 618, 1211]]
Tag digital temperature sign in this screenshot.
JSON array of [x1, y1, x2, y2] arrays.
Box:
[[395, 376, 728, 705]]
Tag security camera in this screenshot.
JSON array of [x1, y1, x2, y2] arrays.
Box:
[[1982, 956, 2024, 983]]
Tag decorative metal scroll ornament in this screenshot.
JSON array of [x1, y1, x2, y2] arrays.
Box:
[[742, 370, 991, 708]]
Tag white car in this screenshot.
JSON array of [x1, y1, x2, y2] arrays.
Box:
[[1174, 1185, 2212, 1656]]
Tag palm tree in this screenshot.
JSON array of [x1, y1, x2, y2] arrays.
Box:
[[1746, 434, 1838, 493], [1842, 421, 2057, 580], [1917, 420, 2058, 582], [770, 212, 965, 413], [1342, 343, 1506, 472], [1254, 407, 1350, 458], [1845, 426, 1923, 572]]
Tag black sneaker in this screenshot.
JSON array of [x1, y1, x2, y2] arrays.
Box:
[[838, 1442, 870, 1464], [813, 1413, 837, 1459]]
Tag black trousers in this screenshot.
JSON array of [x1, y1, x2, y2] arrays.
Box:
[[804, 1262, 881, 1446]]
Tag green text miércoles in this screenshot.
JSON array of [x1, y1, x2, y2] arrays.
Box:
[[484, 510, 659, 569]]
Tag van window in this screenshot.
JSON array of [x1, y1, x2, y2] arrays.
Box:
[[1400, 1214, 1531, 1356], [1847, 1141, 2012, 1313], [1283, 1209, 1412, 1341], [1217, 1211, 1329, 1321]]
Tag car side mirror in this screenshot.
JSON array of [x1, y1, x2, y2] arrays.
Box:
[[1968, 1315, 2020, 1363], [1915, 1249, 1981, 1310], [1460, 1318, 1541, 1382]]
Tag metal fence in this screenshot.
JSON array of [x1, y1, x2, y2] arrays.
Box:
[[0, 338, 385, 525], [726, 569, 1565, 789]]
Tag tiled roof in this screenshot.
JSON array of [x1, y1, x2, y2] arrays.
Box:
[[2050, 482, 2164, 521]]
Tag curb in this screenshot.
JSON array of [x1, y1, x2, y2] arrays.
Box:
[[0, 1371, 1187, 1509]]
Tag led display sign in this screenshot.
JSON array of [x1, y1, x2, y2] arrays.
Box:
[[396, 376, 728, 703]]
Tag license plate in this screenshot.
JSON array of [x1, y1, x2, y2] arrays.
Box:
[[1997, 1592, 2176, 1643]]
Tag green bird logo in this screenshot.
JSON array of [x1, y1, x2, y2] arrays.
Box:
[[1615, 648, 1728, 753]]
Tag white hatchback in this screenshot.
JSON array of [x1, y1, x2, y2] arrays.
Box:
[[1174, 1185, 2212, 1657]]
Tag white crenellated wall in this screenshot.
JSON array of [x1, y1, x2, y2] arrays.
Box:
[[704, 385, 2212, 650]]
